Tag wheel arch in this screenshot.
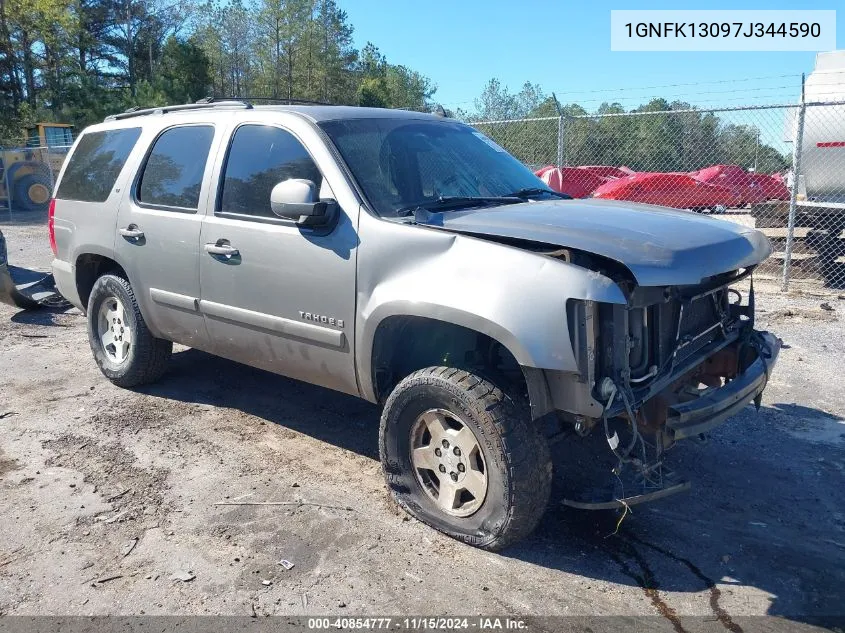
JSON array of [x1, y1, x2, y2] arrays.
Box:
[[365, 311, 555, 420], [75, 252, 129, 312]]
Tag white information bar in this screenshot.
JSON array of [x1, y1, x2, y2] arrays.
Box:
[[610, 10, 836, 51]]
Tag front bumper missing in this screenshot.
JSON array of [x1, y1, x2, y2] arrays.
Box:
[[561, 330, 780, 511], [666, 331, 781, 440]]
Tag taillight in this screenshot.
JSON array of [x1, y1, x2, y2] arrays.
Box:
[[48, 199, 57, 256]]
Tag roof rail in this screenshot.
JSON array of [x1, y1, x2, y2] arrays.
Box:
[[104, 99, 253, 122], [228, 96, 334, 106]]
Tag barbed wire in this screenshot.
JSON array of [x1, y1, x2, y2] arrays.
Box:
[[435, 74, 802, 110]]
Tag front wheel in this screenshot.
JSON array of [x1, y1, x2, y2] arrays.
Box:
[[379, 367, 552, 551], [87, 274, 172, 387]]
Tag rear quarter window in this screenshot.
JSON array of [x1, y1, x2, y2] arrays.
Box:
[[55, 128, 142, 202], [136, 125, 215, 210]]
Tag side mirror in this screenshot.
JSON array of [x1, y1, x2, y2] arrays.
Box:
[[270, 179, 335, 226]]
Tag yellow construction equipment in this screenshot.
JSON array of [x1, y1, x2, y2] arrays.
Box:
[[1, 123, 73, 213]]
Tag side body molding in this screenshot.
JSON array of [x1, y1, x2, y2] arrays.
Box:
[[150, 288, 199, 312], [199, 299, 346, 348], [149, 288, 347, 349]]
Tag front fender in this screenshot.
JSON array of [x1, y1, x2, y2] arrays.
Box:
[[355, 217, 627, 402]]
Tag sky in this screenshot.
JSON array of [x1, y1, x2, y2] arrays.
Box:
[[338, 0, 843, 114]]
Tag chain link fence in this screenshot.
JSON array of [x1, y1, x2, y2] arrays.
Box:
[[4, 108, 845, 290], [1, 145, 70, 221], [472, 102, 845, 293]]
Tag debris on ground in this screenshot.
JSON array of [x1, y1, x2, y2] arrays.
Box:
[[767, 306, 838, 322], [277, 559, 294, 570], [171, 570, 195, 582], [213, 500, 354, 511], [107, 488, 132, 503], [120, 538, 138, 557], [103, 510, 128, 524], [95, 574, 122, 584]]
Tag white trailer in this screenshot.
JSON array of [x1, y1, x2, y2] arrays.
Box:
[[800, 50, 845, 203]]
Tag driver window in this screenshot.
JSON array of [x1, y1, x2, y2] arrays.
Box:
[[219, 124, 323, 218]]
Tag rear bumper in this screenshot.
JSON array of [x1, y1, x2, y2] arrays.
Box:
[[51, 258, 82, 309], [666, 331, 781, 440]]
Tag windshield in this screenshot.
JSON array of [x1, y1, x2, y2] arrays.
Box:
[[319, 117, 554, 218]]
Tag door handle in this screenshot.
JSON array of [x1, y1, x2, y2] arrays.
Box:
[[204, 241, 239, 257], [118, 225, 144, 240]]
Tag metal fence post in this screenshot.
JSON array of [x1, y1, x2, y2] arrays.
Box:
[[553, 92, 564, 167], [557, 116, 565, 167], [781, 99, 806, 292], [3, 155, 11, 220], [46, 147, 56, 188]]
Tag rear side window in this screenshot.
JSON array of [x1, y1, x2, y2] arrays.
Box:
[[55, 128, 142, 202], [219, 124, 323, 218], [137, 125, 215, 210]]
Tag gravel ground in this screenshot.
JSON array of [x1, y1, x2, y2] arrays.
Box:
[[1, 216, 844, 628]]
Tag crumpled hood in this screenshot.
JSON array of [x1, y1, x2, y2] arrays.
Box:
[[422, 198, 773, 286]]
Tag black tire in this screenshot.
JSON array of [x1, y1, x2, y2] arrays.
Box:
[[87, 274, 172, 387], [380, 367, 552, 551], [12, 171, 52, 212]]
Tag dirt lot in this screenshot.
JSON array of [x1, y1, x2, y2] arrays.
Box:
[[1, 217, 844, 628]]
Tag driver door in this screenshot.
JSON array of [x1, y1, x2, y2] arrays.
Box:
[[198, 122, 359, 395]]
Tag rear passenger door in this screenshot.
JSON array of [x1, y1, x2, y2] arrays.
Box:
[[114, 123, 221, 349], [198, 122, 359, 395]]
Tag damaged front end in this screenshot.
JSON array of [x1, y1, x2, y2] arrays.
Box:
[[560, 267, 781, 509]]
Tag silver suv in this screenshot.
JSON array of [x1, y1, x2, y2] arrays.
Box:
[[49, 101, 780, 550]]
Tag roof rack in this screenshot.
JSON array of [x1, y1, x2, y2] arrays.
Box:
[[228, 96, 334, 106], [104, 98, 253, 122]]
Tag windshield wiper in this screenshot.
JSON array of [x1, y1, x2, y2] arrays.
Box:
[[396, 195, 521, 217], [505, 187, 571, 200]]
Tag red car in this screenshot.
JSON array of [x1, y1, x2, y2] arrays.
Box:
[[747, 172, 790, 201], [592, 172, 740, 209], [536, 166, 604, 198], [576, 165, 630, 180], [689, 165, 766, 206]]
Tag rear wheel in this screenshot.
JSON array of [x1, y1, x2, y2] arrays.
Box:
[[87, 274, 171, 387], [380, 367, 552, 551]]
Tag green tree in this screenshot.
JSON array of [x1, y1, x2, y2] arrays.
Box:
[[0, 0, 434, 142], [157, 36, 210, 102]]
